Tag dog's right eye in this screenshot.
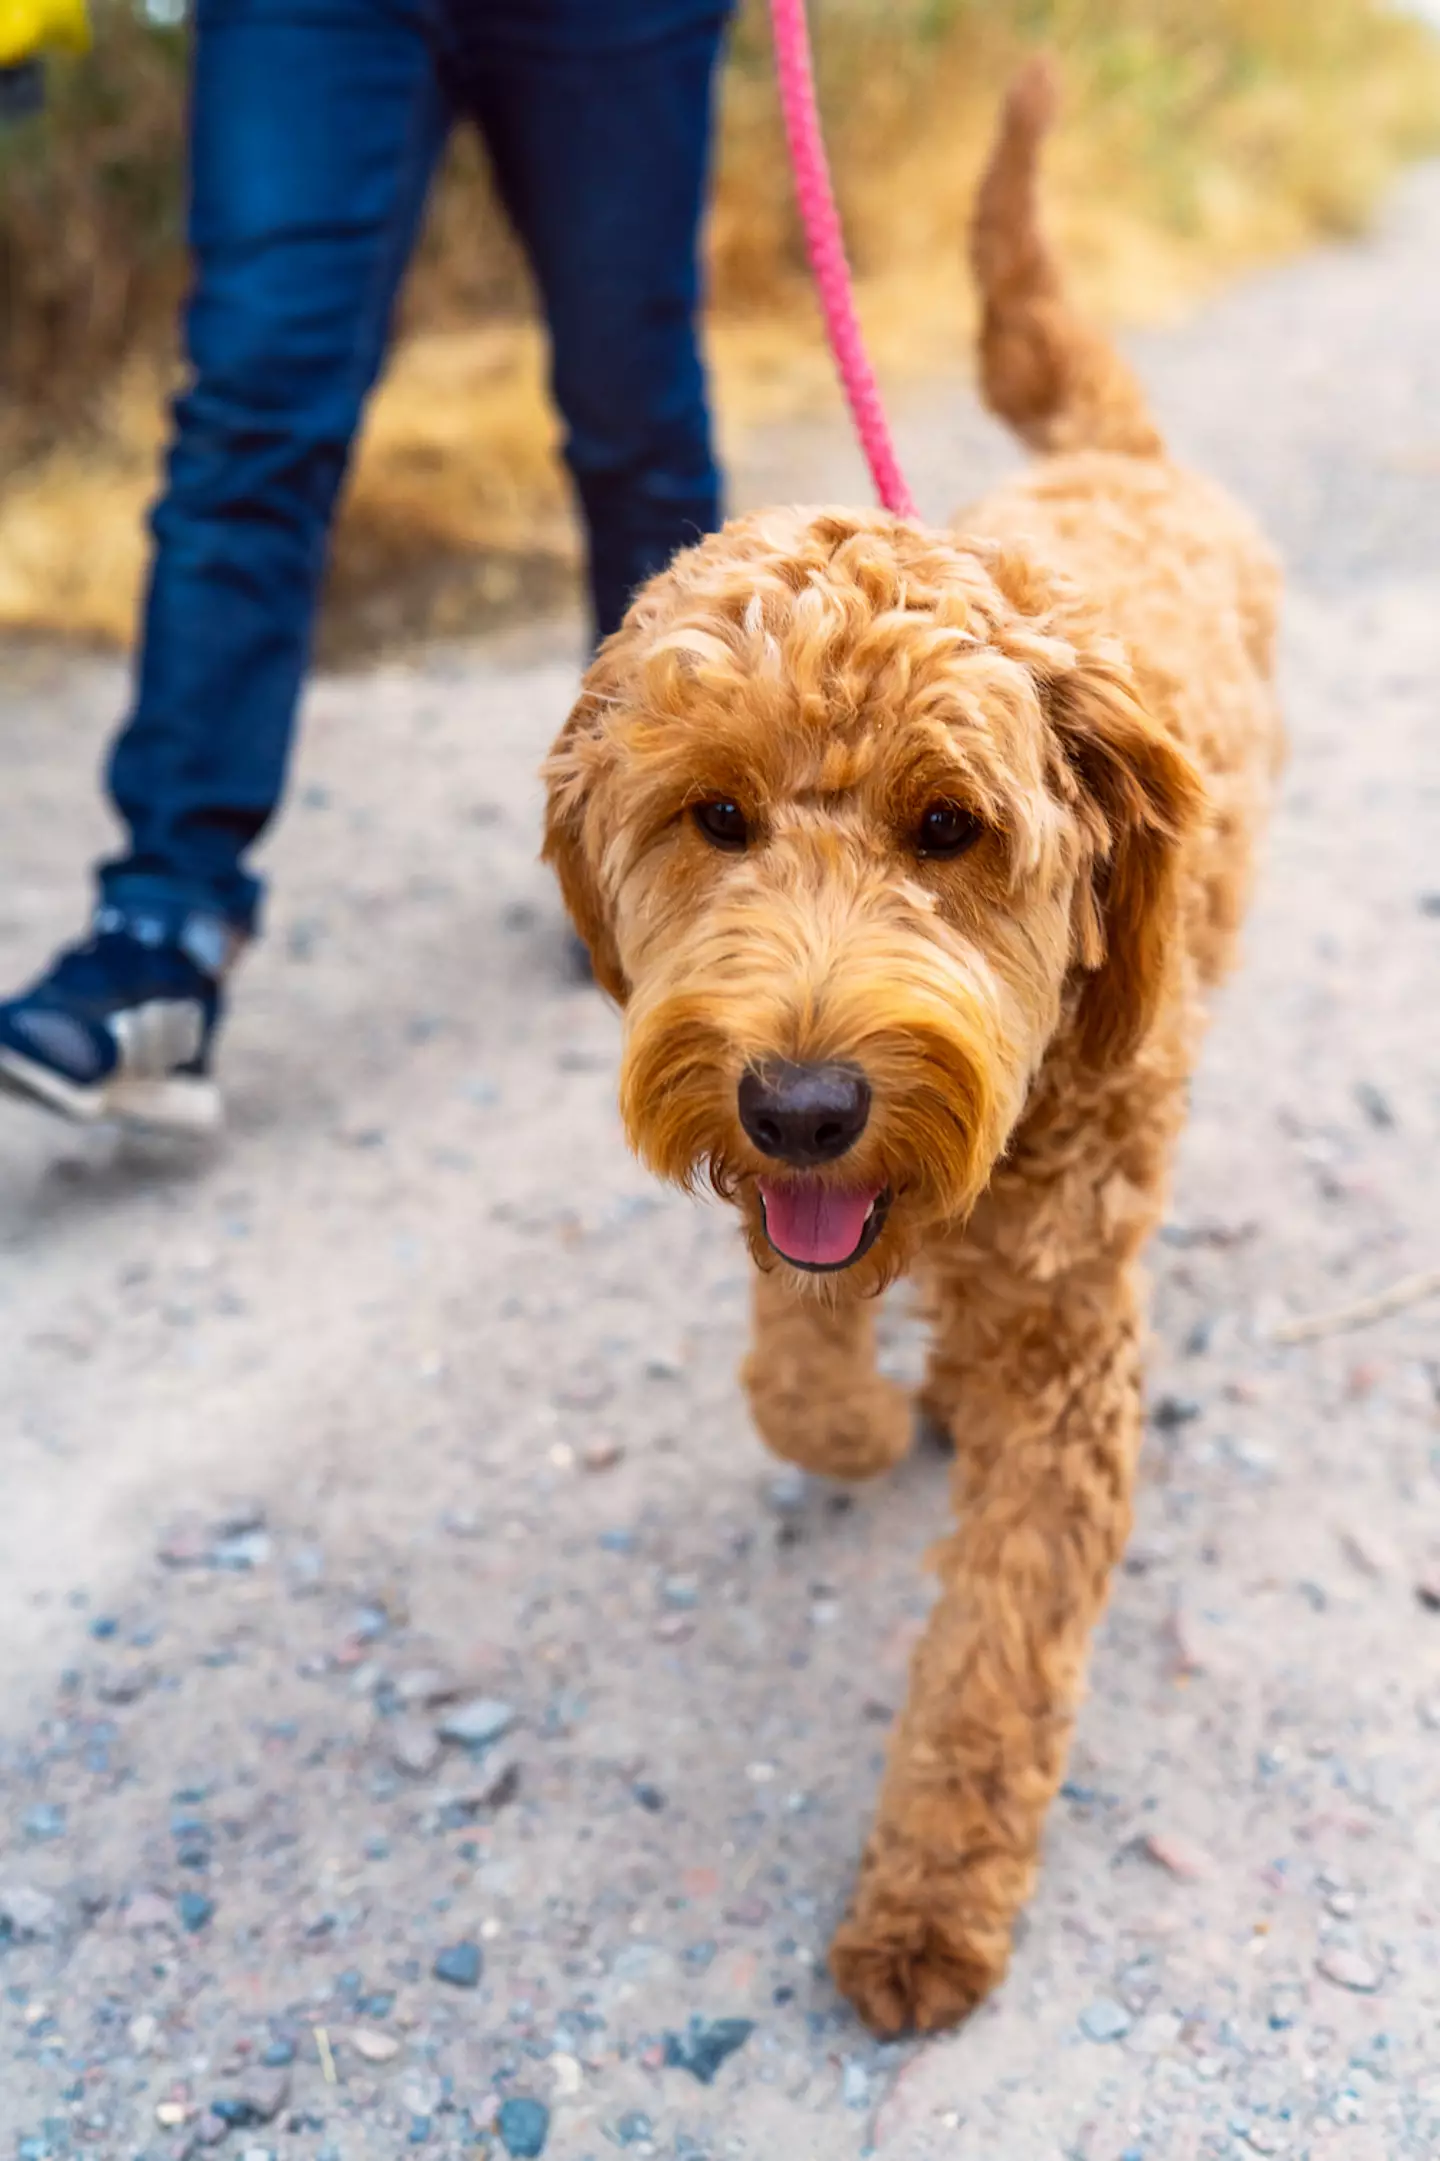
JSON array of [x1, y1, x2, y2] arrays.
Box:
[[915, 801, 984, 860], [691, 799, 750, 851]]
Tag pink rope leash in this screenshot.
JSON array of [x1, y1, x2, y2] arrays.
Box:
[[767, 0, 918, 521]]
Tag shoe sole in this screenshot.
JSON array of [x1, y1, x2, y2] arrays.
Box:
[[0, 1047, 223, 1136]]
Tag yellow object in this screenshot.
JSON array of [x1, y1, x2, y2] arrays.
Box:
[[0, 0, 89, 68]]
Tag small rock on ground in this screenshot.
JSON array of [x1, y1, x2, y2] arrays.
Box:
[[496, 2096, 550, 2156], [1078, 1996, 1132, 2043], [432, 1940, 482, 1989], [662, 2016, 755, 2084], [436, 1697, 516, 1749]]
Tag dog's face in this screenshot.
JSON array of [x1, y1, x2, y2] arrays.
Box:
[[545, 510, 1200, 1293]]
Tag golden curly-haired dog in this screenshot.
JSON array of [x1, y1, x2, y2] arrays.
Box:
[[544, 61, 1283, 2036]]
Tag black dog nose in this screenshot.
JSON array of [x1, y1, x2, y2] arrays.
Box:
[[738, 1060, 871, 1167]]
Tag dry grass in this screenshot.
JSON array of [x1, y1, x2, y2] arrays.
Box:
[[2, 0, 1439, 657]]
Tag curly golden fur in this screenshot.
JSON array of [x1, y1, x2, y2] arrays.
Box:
[[543, 59, 1283, 2036]]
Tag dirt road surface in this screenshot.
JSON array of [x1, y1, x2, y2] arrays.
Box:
[[2, 170, 1439, 2161]]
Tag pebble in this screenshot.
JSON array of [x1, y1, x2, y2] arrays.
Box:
[[349, 2027, 401, 2063], [214, 1499, 267, 1538], [393, 1666, 461, 1708], [94, 1663, 154, 1705], [245, 2071, 291, 2124], [441, 1507, 484, 1539], [1140, 1830, 1213, 1882], [549, 2053, 582, 2097], [177, 1891, 215, 1933], [0, 1883, 60, 1939], [1165, 1601, 1208, 1680], [287, 1544, 326, 1593], [1354, 1080, 1395, 1129], [1150, 1393, 1202, 1431], [211, 1530, 273, 1570], [158, 1515, 212, 1567], [437, 1697, 517, 1750], [388, 1717, 443, 1778], [765, 1468, 809, 1516], [449, 1751, 522, 1815], [1128, 2011, 1183, 2056], [211, 2070, 290, 2127], [1078, 1996, 1132, 2043], [1414, 1572, 1440, 1614], [581, 1439, 623, 1472], [724, 1895, 770, 1926], [1316, 1946, 1382, 1993], [616, 2112, 654, 2146], [554, 1374, 613, 1411], [1338, 1524, 1401, 1579], [496, 2096, 550, 2156], [842, 2061, 870, 2107], [22, 1804, 65, 1842], [126, 1889, 175, 1931], [433, 1940, 483, 1989], [662, 2015, 755, 2084]]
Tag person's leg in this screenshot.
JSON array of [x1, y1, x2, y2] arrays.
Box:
[[102, 0, 449, 939], [465, 12, 729, 642], [0, 0, 448, 1130]]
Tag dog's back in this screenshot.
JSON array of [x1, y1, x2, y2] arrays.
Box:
[[963, 57, 1285, 984]]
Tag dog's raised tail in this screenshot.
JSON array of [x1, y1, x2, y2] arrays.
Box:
[[971, 58, 1163, 459]]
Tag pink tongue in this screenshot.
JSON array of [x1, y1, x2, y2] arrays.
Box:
[[758, 1179, 881, 1267]]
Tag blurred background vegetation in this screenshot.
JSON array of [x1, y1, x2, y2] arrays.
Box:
[[2, 0, 1439, 656]]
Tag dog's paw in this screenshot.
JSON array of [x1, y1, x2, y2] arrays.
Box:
[[830, 1895, 1010, 2036], [747, 1373, 913, 1482]]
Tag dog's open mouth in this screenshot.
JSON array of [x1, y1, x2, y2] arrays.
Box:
[[757, 1178, 891, 1272]]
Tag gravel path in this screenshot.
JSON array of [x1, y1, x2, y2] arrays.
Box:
[[2, 170, 1438, 2161]]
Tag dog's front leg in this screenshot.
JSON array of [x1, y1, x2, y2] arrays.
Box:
[[741, 1266, 912, 1481], [830, 1260, 1141, 2033]]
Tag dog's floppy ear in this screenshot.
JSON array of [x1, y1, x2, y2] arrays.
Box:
[[1048, 642, 1205, 1068], [542, 688, 629, 1004]]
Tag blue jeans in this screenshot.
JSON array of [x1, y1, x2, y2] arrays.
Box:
[[103, 0, 730, 936]]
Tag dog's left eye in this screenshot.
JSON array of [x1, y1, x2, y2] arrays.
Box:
[[691, 799, 750, 851], [915, 801, 984, 859]]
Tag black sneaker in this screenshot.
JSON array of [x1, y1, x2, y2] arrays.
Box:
[[0, 910, 232, 1134]]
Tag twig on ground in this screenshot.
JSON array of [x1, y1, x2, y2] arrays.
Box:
[[314, 2025, 338, 2086], [1271, 1266, 1440, 1345]]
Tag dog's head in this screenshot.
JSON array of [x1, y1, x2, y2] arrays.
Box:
[[544, 509, 1202, 1293]]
